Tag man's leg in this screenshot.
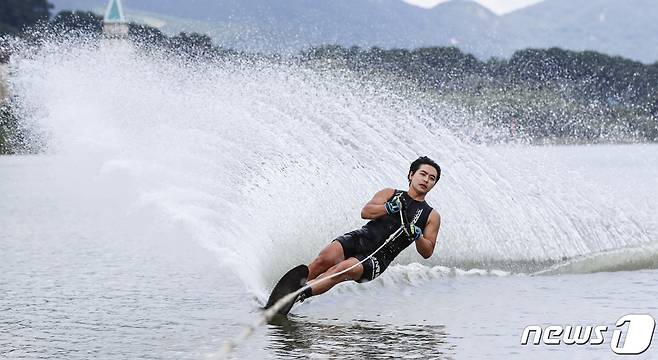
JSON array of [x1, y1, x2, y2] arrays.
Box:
[[307, 257, 364, 296], [307, 241, 345, 280]]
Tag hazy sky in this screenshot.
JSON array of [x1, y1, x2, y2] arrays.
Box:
[[403, 0, 545, 15]]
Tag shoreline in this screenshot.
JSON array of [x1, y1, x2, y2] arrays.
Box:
[[0, 63, 7, 101]]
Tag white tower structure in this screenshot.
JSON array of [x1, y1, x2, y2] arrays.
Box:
[[103, 0, 129, 37]]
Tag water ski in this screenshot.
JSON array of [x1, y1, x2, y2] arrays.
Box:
[[265, 264, 309, 316]]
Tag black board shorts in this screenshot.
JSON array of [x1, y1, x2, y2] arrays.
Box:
[[334, 228, 389, 282]]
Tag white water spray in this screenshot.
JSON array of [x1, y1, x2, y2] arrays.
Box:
[[6, 37, 656, 299]]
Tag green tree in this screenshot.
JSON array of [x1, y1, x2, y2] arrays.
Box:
[[129, 23, 168, 46], [170, 32, 213, 56], [0, 0, 52, 35], [49, 10, 102, 34]]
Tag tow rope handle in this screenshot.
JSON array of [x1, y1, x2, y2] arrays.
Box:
[[397, 191, 410, 237]]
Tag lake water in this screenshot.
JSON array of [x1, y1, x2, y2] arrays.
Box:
[[2, 144, 656, 359]]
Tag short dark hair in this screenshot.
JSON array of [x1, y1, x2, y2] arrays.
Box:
[[408, 156, 441, 181]]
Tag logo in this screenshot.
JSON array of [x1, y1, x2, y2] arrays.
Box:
[[521, 314, 655, 355], [411, 209, 423, 224], [370, 257, 381, 279]]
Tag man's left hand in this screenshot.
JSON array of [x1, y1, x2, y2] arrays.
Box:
[[405, 224, 422, 241]]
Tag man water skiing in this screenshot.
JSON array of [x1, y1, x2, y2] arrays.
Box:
[[296, 156, 442, 302]]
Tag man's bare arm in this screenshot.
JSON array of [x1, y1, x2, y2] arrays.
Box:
[[361, 188, 396, 220], [415, 210, 441, 259]]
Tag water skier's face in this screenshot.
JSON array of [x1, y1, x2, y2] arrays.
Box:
[[409, 164, 438, 194]]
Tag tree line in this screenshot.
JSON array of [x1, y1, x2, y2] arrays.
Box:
[[300, 45, 658, 142]]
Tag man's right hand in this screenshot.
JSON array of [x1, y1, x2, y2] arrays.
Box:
[[361, 188, 398, 220], [384, 195, 401, 215]]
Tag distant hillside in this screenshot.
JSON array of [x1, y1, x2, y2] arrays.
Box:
[[502, 0, 658, 63], [48, 0, 658, 62]]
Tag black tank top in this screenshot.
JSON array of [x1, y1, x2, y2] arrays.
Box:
[[362, 189, 433, 261]]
